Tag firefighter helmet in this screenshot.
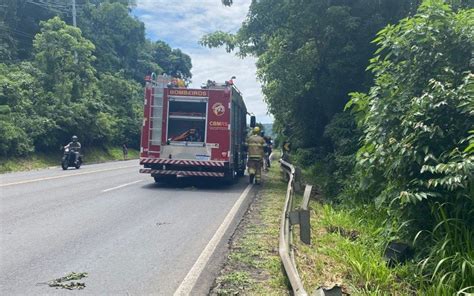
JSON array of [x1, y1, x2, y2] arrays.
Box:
[[253, 127, 260, 134]]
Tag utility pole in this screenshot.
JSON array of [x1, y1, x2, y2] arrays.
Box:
[[72, 0, 77, 27], [72, 0, 77, 63]]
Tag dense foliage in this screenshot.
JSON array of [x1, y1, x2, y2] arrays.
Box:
[[205, 0, 428, 201], [0, 0, 192, 156], [349, 2, 473, 293], [210, 0, 473, 293], [209, 0, 421, 148]]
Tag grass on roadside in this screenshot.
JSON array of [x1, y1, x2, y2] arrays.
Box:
[[84, 146, 139, 163], [294, 202, 417, 295], [211, 166, 290, 295], [211, 160, 419, 295], [0, 146, 139, 173]]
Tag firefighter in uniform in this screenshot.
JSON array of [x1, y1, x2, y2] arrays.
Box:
[[246, 127, 266, 184]]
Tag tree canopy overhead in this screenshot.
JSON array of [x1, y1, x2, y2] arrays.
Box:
[[203, 0, 422, 148], [0, 0, 193, 156]]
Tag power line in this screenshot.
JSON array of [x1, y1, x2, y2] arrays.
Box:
[[0, 24, 35, 39], [25, 1, 68, 14], [25, 0, 87, 15]]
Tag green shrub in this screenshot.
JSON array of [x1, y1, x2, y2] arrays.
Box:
[[348, 1, 474, 293]]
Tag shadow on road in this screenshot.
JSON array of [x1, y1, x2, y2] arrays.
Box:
[[140, 176, 247, 192]]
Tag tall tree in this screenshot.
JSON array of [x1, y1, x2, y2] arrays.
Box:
[[0, 62, 43, 155], [78, 1, 145, 79], [150, 41, 192, 79], [0, 0, 193, 156], [0, 0, 57, 61], [202, 0, 420, 149], [34, 16, 96, 101], [33, 16, 103, 148]]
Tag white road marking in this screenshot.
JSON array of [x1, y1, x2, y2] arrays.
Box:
[[173, 184, 254, 296], [102, 180, 143, 193], [0, 165, 136, 187]]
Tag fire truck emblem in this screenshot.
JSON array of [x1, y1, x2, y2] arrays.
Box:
[[212, 103, 225, 116]]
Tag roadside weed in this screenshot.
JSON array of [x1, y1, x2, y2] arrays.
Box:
[[415, 201, 474, 295], [295, 200, 416, 294]]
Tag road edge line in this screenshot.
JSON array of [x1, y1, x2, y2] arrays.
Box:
[[173, 183, 254, 296]]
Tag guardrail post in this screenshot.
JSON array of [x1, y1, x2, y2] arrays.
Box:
[[289, 209, 311, 245], [302, 185, 312, 211], [281, 169, 289, 182], [300, 185, 313, 244], [299, 210, 311, 245], [294, 167, 302, 193]]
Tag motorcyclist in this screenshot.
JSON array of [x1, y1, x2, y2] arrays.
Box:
[[246, 127, 266, 184], [65, 135, 81, 164]]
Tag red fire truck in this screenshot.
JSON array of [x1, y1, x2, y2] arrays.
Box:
[[139, 75, 250, 183]]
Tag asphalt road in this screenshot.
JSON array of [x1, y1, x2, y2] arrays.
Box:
[[0, 160, 254, 295]]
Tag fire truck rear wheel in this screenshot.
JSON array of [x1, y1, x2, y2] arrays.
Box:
[[224, 169, 236, 185]]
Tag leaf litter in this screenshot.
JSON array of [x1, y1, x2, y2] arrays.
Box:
[[37, 272, 88, 290]]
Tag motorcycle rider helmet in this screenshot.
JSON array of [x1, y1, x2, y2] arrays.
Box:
[[72, 135, 78, 142], [253, 127, 260, 135]]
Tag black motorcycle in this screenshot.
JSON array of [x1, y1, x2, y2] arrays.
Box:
[[61, 147, 82, 170]]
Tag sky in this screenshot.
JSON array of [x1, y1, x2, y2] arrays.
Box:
[[133, 0, 273, 123]]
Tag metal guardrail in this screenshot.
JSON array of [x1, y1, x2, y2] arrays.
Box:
[[279, 159, 313, 296]]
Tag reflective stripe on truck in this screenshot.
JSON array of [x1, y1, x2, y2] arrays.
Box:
[[139, 168, 224, 177], [140, 158, 225, 167]]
